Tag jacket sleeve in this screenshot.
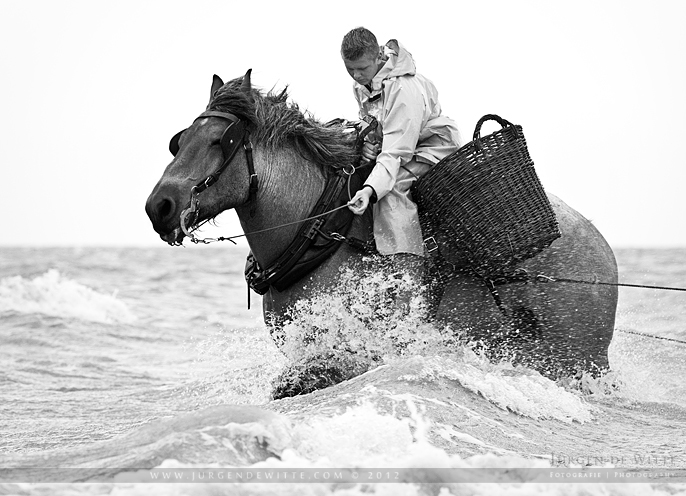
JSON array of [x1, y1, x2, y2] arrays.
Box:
[[353, 86, 364, 118], [364, 78, 424, 200]]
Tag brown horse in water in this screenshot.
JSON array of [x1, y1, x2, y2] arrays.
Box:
[[145, 70, 618, 397]]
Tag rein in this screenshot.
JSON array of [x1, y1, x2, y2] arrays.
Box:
[[183, 198, 352, 245]]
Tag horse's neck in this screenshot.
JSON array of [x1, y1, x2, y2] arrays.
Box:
[[236, 146, 327, 266]]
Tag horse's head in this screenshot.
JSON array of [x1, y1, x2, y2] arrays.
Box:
[[147, 70, 366, 248], [145, 70, 257, 244]]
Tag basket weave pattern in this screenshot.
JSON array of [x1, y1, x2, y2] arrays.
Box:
[[414, 114, 560, 277]]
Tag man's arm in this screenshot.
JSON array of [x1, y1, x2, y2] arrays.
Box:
[[363, 79, 424, 200]]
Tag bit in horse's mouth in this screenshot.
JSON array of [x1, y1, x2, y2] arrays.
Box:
[[162, 227, 185, 246]]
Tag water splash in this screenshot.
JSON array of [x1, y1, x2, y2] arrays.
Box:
[[179, 325, 287, 406], [0, 269, 136, 324], [270, 266, 591, 423], [279, 266, 451, 362]]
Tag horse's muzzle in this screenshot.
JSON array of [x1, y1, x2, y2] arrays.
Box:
[[161, 227, 185, 245], [145, 182, 187, 243]]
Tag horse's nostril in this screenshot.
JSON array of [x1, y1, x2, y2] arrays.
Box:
[[157, 198, 174, 221]]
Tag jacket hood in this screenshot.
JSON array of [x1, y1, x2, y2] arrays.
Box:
[[369, 40, 416, 91]]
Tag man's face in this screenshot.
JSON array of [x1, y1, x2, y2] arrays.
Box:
[[343, 52, 380, 86]]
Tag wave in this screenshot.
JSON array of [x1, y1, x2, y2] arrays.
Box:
[[2, 358, 682, 495], [3, 251, 685, 495], [391, 353, 593, 423], [2, 353, 684, 494], [0, 269, 136, 324]]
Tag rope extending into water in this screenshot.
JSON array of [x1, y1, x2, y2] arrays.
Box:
[[530, 275, 686, 345], [542, 275, 686, 293], [617, 329, 686, 345]]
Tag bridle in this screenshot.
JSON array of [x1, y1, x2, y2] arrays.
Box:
[[165, 111, 379, 302], [168, 110, 258, 242], [165, 112, 378, 264]]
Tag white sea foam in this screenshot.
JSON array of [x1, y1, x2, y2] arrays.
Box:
[[398, 353, 593, 424], [105, 400, 661, 496], [274, 265, 592, 424], [0, 269, 136, 324], [278, 266, 453, 361], [290, 401, 416, 464]]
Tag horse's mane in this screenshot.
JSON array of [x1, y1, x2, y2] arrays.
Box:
[[208, 77, 360, 169]]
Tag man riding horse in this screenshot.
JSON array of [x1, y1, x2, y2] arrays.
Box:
[[342, 27, 462, 313]]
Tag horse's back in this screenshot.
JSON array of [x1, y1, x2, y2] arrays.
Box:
[[437, 193, 618, 377]]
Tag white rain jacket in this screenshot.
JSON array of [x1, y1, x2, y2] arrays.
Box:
[[353, 40, 461, 201]]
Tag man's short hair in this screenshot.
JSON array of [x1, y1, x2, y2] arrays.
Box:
[[341, 27, 379, 60]]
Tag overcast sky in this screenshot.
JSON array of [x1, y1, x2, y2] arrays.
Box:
[[1, 0, 685, 248]]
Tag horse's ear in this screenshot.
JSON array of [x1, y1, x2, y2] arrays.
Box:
[[209, 74, 224, 103], [241, 69, 253, 99]]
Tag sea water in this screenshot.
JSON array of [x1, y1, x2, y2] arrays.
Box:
[[1, 245, 685, 495]]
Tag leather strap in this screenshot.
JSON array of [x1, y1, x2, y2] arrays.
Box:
[[245, 170, 355, 294], [186, 111, 258, 216]]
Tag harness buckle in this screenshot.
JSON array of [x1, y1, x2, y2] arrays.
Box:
[[341, 164, 356, 176], [424, 236, 439, 254], [304, 219, 325, 239]]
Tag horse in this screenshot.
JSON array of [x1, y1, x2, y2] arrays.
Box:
[[145, 70, 619, 397]]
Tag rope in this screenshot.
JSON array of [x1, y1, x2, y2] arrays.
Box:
[[534, 275, 686, 293], [185, 152, 376, 245], [188, 203, 351, 244], [532, 273, 686, 345], [617, 329, 686, 345]]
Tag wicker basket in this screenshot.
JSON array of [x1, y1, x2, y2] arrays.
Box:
[[413, 114, 560, 277]]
